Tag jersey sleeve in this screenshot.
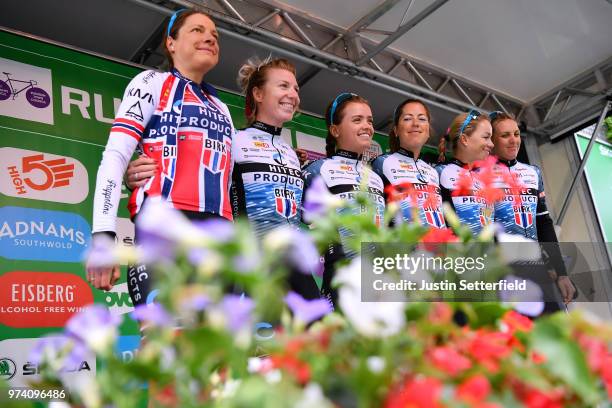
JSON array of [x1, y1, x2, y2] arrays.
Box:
[[92, 70, 160, 235]]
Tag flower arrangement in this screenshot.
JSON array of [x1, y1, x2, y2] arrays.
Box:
[[9, 162, 612, 408]]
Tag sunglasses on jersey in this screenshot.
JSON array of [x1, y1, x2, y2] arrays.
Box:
[[458, 109, 481, 135], [329, 92, 358, 123]]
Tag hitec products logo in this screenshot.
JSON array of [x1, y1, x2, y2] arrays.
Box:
[[0, 57, 54, 124], [0, 338, 96, 388], [0, 147, 88, 203], [0, 271, 94, 328], [0, 206, 91, 262]]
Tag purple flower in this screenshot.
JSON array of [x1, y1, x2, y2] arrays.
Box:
[[180, 293, 210, 312], [65, 305, 121, 353], [131, 303, 173, 328], [221, 294, 254, 333], [29, 335, 90, 372], [285, 291, 332, 324], [302, 176, 341, 223], [193, 219, 235, 242], [83, 234, 118, 267], [264, 227, 321, 275]]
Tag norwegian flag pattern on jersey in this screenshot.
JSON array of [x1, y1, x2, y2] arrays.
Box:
[[275, 195, 298, 218], [92, 69, 235, 235], [493, 160, 544, 240], [371, 149, 446, 229]]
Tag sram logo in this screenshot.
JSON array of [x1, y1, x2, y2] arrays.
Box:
[[0, 147, 88, 203], [0, 271, 94, 328]]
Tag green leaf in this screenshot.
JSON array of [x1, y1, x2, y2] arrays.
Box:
[[531, 320, 600, 404]]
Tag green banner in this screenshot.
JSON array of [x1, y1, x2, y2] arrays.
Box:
[[575, 132, 612, 242]]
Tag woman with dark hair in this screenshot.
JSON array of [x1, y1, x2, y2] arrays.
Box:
[[371, 99, 445, 228], [302, 92, 385, 303], [87, 9, 235, 302], [435, 110, 494, 236]]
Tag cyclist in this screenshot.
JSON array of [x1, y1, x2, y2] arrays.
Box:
[[86, 9, 234, 301], [302, 93, 385, 303], [436, 110, 494, 235], [232, 56, 320, 298], [489, 111, 575, 305], [371, 99, 445, 228]]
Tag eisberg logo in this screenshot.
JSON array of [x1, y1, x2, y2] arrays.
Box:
[[0, 271, 94, 328], [0, 206, 91, 262], [0, 338, 96, 388], [0, 57, 54, 124], [0, 147, 88, 203]]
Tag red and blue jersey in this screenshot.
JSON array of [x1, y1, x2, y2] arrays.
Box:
[[92, 69, 234, 235]]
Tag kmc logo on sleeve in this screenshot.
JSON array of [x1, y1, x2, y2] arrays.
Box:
[[0, 147, 88, 203], [0, 206, 91, 262], [0, 58, 54, 124], [0, 271, 94, 328]]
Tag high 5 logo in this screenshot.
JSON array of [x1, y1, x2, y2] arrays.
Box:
[[0, 147, 88, 203], [13, 154, 74, 192]]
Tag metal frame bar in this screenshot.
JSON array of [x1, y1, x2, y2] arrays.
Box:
[[280, 11, 316, 48], [216, 0, 245, 22], [124, 0, 524, 116], [556, 101, 611, 225], [356, 0, 449, 66]]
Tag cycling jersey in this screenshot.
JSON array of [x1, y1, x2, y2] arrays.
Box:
[[302, 149, 386, 231], [493, 159, 548, 240], [231, 122, 303, 236], [92, 68, 234, 235], [371, 147, 445, 228], [303, 149, 385, 303], [436, 159, 493, 236]]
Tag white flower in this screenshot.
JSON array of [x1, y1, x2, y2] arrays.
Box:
[[367, 356, 386, 373], [294, 383, 333, 408], [499, 275, 544, 317], [335, 258, 406, 338], [496, 230, 542, 263]]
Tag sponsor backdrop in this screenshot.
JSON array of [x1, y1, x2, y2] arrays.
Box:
[[0, 29, 388, 389], [575, 131, 612, 243]]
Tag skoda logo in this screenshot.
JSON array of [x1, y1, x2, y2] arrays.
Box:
[[0, 358, 16, 380]]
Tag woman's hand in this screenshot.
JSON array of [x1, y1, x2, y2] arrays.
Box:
[[125, 155, 157, 190], [86, 264, 121, 291]]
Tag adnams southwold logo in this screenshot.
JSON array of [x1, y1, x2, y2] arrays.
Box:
[[0, 57, 54, 124], [0, 147, 88, 203], [0, 206, 91, 262], [0, 271, 94, 328], [0, 338, 96, 389]]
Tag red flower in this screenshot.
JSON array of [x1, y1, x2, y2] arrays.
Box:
[[456, 374, 491, 403], [467, 330, 513, 373], [384, 376, 444, 408], [451, 169, 474, 197], [386, 182, 418, 205], [270, 354, 311, 385], [576, 333, 608, 373], [420, 227, 459, 254], [428, 346, 472, 376], [502, 310, 533, 333], [428, 302, 453, 325], [530, 351, 547, 365], [521, 388, 564, 408], [601, 354, 612, 399]]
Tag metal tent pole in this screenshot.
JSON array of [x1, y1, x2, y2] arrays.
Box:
[[556, 100, 611, 225]]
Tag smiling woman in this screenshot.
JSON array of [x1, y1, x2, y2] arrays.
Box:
[[87, 8, 235, 306], [302, 93, 386, 304]]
